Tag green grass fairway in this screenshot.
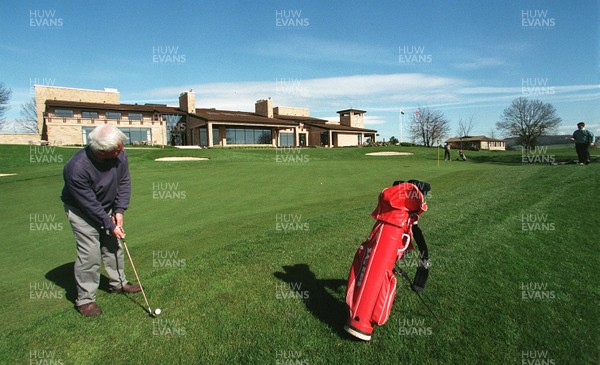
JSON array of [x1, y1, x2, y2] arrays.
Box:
[[0, 145, 598, 364]]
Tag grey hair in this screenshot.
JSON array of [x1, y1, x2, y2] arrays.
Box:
[[88, 124, 127, 152]]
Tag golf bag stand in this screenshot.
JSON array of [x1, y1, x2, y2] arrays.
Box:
[[344, 180, 429, 341]]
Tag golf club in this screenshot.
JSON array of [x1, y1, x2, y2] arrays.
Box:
[[394, 266, 439, 322], [119, 238, 161, 318]]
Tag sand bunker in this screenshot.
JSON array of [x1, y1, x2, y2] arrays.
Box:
[[365, 152, 414, 156], [155, 157, 209, 161], [0, 173, 17, 177]]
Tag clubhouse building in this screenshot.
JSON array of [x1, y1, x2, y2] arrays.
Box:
[[445, 136, 506, 151], [29, 85, 377, 147]]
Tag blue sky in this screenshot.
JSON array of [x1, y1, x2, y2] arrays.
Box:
[[1, 0, 598, 139]]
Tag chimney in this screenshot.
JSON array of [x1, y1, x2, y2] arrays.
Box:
[[255, 98, 273, 118], [179, 90, 196, 114]]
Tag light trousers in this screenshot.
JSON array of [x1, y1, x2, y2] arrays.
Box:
[[64, 204, 128, 306]]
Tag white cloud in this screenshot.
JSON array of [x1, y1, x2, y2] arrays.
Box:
[[458, 84, 599, 95], [364, 116, 388, 125], [137, 73, 469, 113]]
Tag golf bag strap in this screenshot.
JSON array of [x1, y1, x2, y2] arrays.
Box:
[[395, 223, 429, 293], [411, 224, 429, 293]]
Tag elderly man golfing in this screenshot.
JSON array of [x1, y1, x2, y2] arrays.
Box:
[[62, 124, 141, 317]]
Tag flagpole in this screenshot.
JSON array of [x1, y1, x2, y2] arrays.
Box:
[[400, 109, 404, 144], [437, 140, 440, 168]]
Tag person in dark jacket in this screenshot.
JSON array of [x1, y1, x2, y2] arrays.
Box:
[[443, 142, 451, 161], [62, 124, 140, 317], [570, 122, 595, 165]]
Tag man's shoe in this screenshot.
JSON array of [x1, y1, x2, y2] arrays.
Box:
[[76, 302, 102, 317], [109, 283, 142, 294]]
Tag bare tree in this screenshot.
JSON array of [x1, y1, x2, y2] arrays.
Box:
[[0, 82, 11, 130], [409, 107, 451, 147], [496, 97, 561, 150], [15, 97, 38, 133], [457, 115, 475, 137], [456, 115, 475, 150]]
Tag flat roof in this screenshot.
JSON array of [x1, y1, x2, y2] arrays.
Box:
[[45, 100, 184, 114], [302, 120, 377, 133], [446, 136, 505, 142], [35, 85, 119, 93], [193, 108, 297, 126], [337, 109, 367, 114]]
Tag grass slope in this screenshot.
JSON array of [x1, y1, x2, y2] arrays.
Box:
[[0, 145, 598, 364]]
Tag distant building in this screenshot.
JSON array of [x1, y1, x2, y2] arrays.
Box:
[[0, 85, 377, 147], [445, 136, 506, 151]]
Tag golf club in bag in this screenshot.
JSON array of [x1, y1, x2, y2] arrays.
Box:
[[344, 180, 430, 341], [119, 238, 161, 318]]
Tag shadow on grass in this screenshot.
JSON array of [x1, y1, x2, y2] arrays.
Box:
[[45, 262, 111, 305], [456, 153, 525, 165], [453, 150, 598, 166], [274, 264, 355, 340]]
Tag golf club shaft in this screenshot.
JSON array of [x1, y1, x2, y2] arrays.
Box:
[[120, 238, 152, 313], [415, 291, 439, 322]]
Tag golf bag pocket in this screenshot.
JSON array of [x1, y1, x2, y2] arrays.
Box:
[[345, 243, 366, 312], [371, 270, 397, 326]]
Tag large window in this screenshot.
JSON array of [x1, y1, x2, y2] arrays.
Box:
[[198, 127, 221, 146], [82, 111, 98, 119], [122, 128, 151, 145], [279, 132, 294, 147], [55, 109, 73, 118], [84, 127, 151, 145], [213, 127, 220, 146], [106, 112, 122, 120], [226, 127, 272, 145], [128, 113, 143, 121], [199, 127, 207, 146], [320, 132, 329, 146]]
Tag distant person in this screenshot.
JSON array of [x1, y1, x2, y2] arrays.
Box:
[[443, 142, 451, 161], [457, 150, 467, 161], [570, 122, 594, 165], [62, 124, 141, 317]]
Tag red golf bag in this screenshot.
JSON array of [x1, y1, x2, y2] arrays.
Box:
[[344, 180, 429, 341]]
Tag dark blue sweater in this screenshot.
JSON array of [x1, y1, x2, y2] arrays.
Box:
[[61, 146, 131, 232]]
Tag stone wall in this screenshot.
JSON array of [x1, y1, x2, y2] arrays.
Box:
[[0, 134, 41, 145]]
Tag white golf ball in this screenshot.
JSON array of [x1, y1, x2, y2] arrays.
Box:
[[154, 308, 161, 315]]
